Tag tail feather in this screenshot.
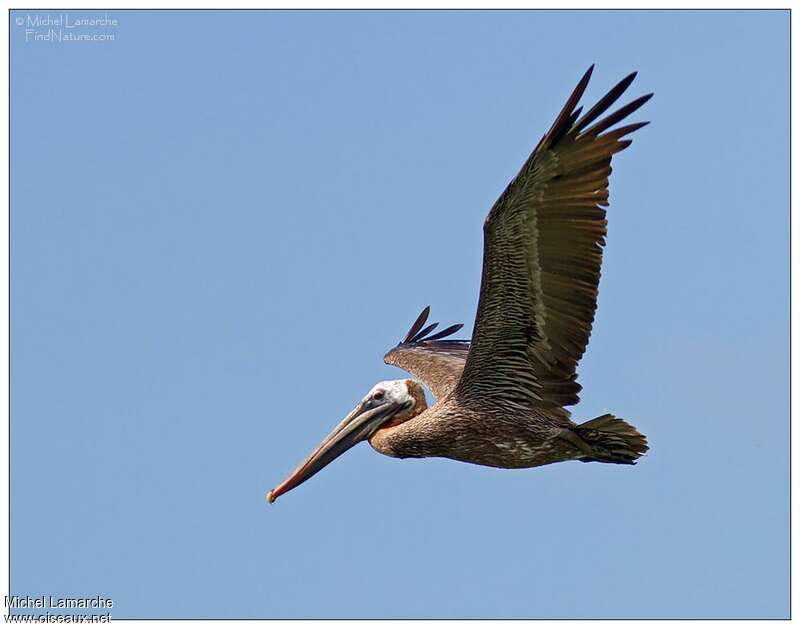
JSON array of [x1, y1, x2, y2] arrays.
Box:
[[575, 414, 648, 465]]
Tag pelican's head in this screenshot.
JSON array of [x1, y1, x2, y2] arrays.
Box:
[[267, 379, 427, 503]]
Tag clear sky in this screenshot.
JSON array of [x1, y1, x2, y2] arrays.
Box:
[[10, 9, 788, 620]]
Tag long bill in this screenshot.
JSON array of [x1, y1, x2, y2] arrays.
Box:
[[267, 400, 403, 504]]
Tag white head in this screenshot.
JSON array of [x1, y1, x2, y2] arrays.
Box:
[[363, 379, 419, 408]]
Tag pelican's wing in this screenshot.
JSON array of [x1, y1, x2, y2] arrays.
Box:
[[454, 67, 651, 413], [384, 306, 469, 400]]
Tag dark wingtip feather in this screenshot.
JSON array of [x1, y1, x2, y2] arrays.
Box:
[[410, 322, 439, 343], [573, 70, 638, 134], [543, 66, 595, 150], [586, 93, 653, 137], [425, 323, 464, 341], [402, 306, 430, 343], [607, 121, 650, 140]]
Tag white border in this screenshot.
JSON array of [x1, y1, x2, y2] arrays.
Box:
[[3, 3, 792, 628]]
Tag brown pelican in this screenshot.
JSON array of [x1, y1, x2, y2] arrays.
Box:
[[268, 66, 651, 503]]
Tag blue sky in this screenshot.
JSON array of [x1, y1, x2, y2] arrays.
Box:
[[10, 9, 788, 619]]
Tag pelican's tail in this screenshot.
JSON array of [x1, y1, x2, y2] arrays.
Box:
[[575, 414, 649, 465]]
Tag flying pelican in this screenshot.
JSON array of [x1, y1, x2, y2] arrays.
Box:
[[268, 66, 651, 503]]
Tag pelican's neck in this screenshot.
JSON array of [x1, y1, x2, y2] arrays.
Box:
[[368, 380, 428, 456]]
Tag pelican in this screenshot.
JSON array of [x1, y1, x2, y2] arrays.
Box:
[[268, 66, 651, 503]]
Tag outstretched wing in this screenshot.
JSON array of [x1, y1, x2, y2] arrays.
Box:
[[384, 307, 469, 400], [455, 66, 651, 413]]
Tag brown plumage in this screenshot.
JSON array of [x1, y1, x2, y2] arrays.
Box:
[[267, 66, 651, 503]]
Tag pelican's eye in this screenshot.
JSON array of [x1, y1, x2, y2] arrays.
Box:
[[372, 390, 385, 401]]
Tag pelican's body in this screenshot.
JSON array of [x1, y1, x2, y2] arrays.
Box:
[[370, 393, 578, 469], [268, 66, 651, 503]]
